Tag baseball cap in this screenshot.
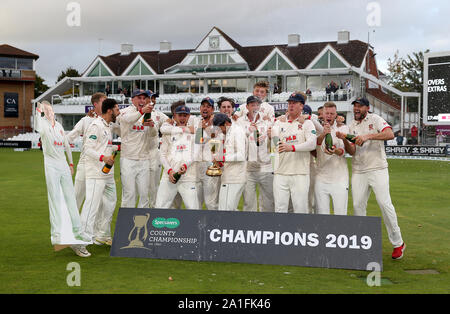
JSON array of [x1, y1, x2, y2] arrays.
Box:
[[303, 104, 312, 115], [201, 97, 214, 107], [287, 92, 305, 104], [174, 105, 190, 114], [352, 97, 370, 107], [213, 113, 231, 126], [144, 90, 153, 98], [246, 95, 262, 105], [132, 89, 147, 98]]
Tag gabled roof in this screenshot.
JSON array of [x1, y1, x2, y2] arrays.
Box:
[[0, 44, 39, 60], [95, 28, 369, 75]]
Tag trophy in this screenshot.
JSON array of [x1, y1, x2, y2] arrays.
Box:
[[206, 138, 223, 177], [126, 214, 150, 248]]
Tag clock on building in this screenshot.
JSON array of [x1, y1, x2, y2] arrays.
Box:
[[209, 36, 219, 49]]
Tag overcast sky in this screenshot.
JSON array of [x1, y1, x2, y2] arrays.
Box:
[[1, 0, 449, 86]]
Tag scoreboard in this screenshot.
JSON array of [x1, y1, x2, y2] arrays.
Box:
[[423, 51, 450, 125]]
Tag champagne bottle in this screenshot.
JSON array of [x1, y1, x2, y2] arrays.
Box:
[[345, 134, 363, 146], [195, 127, 204, 144], [102, 151, 117, 174], [143, 111, 151, 122], [173, 172, 181, 183], [325, 133, 333, 150], [255, 129, 260, 147]]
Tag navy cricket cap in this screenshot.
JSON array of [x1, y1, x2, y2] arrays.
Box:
[[246, 95, 262, 105], [303, 104, 312, 115], [144, 90, 153, 98], [132, 89, 147, 98], [352, 97, 370, 107], [174, 105, 190, 114], [287, 92, 305, 104], [213, 113, 231, 126], [201, 97, 214, 107]]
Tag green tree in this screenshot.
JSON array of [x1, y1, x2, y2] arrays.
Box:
[[386, 49, 430, 112], [56, 66, 80, 83], [34, 74, 49, 98]]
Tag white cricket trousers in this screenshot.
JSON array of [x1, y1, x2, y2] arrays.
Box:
[[155, 179, 200, 209], [197, 167, 221, 210], [148, 158, 162, 208], [314, 180, 348, 215], [218, 183, 245, 211], [352, 168, 403, 247], [74, 160, 86, 210], [274, 174, 310, 214], [80, 177, 116, 241], [121, 158, 150, 208], [243, 171, 274, 212], [44, 158, 82, 244]]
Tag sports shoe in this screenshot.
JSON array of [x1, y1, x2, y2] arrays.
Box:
[[95, 237, 112, 246], [71, 245, 91, 257], [74, 232, 91, 243], [392, 242, 406, 260]]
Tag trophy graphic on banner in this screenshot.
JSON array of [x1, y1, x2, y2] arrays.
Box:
[[206, 138, 223, 177], [122, 214, 150, 249]]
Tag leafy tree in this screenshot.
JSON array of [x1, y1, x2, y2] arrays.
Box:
[[57, 66, 80, 83], [34, 74, 49, 98], [386, 49, 430, 112]]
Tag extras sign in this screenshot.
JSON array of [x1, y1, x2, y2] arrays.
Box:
[[385, 145, 448, 157], [111, 208, 382, 271]]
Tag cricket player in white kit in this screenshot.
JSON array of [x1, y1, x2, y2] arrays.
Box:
[[233, 81, 274, 122], [271, 93, 317, 214], [213, 113, 247, 211], [337, 97, 405, 259], [117, 90, 154, 208], [35, 102, 90, 248], [314, 102, 349, 215], [194, 97, 221, 210], [237, 96, 274, 212], [66, 92, 107, 209], [155, 105, 200, 209], [145, 91, 169, 207], [76, 99, 120, 257]]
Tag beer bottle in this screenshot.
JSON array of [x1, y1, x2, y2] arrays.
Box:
[[102, 151, 118, 174]]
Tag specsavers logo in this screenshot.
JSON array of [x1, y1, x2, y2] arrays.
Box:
[[152, 217, 180, 229]]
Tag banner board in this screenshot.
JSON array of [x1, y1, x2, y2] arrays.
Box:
[[385, 145, 448, 157], [4, 92, 19, 117], [111, 208, 382, 271], [0, 140, 31, 148]]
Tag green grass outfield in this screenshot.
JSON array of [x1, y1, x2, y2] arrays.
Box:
[[0, 149, 449, 294]]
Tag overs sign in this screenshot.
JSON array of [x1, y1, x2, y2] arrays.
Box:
[[111, 208, 382, 271]]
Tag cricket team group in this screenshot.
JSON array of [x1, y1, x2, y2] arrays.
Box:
[[35, 81, 406, 260]]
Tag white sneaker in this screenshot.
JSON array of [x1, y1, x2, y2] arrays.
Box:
[[71, 245, 91, 257], [95, 237, 112, 246]]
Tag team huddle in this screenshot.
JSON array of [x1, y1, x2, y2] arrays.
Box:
[[35, 81, 406, 260]]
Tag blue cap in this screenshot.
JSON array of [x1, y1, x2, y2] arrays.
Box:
[[201, 97, 214, 107], [352, 97, 370, 107], [144, 90, 153, 98], [175, 105, 190, 114], [213, 113, 231, 126], [287, 92, 305, 104], [132, 89, 147, 98], [303, 104, 312, 115], [246, 95, 262, 104]]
